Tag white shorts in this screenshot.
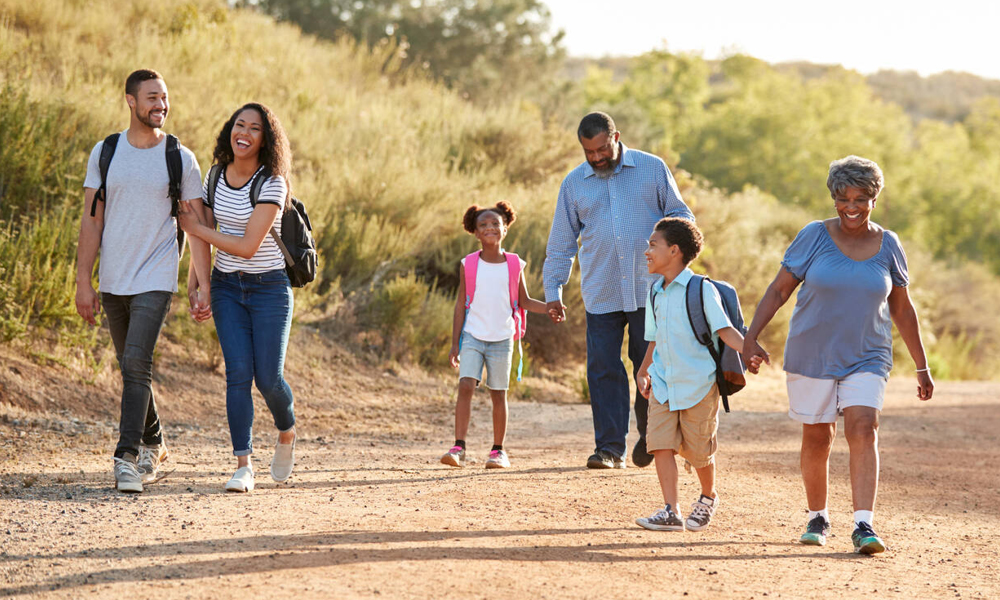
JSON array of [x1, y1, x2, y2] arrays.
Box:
[[786, 371, 888, 424]]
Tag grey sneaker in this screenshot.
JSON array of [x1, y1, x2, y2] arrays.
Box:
[[113, 456, 143, 493], [485, 449, 510, 469], [137, 441, 168, 484], [440, 445, 466, 467], [636, 505, 684, 531], [685, 494, 718, 532]]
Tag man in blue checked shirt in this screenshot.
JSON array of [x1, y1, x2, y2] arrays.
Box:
[[543, 112, 694, 470]]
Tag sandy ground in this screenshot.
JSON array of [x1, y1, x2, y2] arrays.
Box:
[[1, 337, 999, 599]]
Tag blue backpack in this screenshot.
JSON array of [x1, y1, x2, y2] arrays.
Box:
[[651, 274, 748, 413]]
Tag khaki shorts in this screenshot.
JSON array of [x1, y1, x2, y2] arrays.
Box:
[[646, 384, 720, 468]]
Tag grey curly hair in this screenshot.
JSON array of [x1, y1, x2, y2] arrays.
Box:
[[827, 155, 884, 199]]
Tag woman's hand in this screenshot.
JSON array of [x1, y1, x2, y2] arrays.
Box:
[[742, 337, 770, 374], [187, 280, 212, 323], [177, 200, 205, 235], [917, 370, 934, 401], [448, 345, 460, 369]]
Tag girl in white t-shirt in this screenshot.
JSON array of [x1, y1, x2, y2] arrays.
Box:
[[441, 202, 547, 469]]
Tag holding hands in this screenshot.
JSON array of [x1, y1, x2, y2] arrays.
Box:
[[742, 337, 770, 375], [546, 300, 566, 324]]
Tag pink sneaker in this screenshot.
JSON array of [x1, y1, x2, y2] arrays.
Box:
[[485, 449, 510, 469], [440, 445, 466, 467]]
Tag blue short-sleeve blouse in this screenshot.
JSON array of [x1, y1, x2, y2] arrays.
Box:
[[781, 220, 909, 379]]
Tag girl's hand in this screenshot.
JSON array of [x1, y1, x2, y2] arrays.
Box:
[[917, 370, 934, 401], [637, 367, 651, 399], [448, 345, 460, 369]]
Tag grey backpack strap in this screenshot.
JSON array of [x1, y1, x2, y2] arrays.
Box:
[[206, 165, 224, 210], [685, 275, 714, 348]]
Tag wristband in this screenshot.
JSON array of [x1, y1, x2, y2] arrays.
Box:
[[915, 367, 930, 373]]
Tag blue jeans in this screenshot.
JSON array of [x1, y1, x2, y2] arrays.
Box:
[[102, 291, 172, 460], [586, 309, 649, 459], [211, 269, 296, 456]]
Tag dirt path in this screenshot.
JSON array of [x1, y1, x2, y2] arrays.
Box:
[[2, 359, 999, 599]]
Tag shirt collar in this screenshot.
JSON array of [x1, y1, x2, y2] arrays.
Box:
[[652, 267, 694, 294], [582, 142, 635, 178]]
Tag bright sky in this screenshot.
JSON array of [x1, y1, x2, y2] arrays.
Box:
[[544, 0, 1000, 80]]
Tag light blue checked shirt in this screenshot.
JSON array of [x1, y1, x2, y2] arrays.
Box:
[[543, 143, 694, 314]]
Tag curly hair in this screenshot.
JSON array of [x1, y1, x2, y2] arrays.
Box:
[[212, 103, 292, 208], [827, 155, 884, 199], [462, 201, 517, 233], [654, 217, 704, 265]]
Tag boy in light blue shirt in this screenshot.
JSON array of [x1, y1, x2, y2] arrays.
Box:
[[635, 218, 760, 532]]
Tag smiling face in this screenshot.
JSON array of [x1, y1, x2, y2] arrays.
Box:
[[230, 108, 264, 162], [833, 186, 876, 232], [645, 229, 679, 275], [128, 78, 169, 130], [580, 131, 621, 177], [474, 210, 507, 248]]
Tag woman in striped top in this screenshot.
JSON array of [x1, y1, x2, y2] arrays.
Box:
[[178, 103, 297, 493]]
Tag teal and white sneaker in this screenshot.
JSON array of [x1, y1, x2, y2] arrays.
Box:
[[852, 521, 887, 554], [800, 515, 831, 545]]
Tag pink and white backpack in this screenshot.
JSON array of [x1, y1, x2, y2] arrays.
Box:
[[463, 250, 527, 380]]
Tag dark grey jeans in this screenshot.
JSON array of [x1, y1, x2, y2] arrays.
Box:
[[101, 291, 172, 460]]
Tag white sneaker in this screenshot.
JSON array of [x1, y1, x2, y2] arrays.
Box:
[[485, 449, 510, 469], [113, 457, 143, 493], [271, 439, 295, 482], [225, 466, 255, 492], [137, 441, 169, 483]]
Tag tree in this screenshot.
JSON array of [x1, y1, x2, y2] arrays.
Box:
[[245, 0, 565, 98]]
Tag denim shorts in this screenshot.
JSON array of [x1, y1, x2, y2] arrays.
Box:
[[458, 332, 514, 390]]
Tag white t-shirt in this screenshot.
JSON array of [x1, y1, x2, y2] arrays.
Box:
[[83, 131, 202, 295], [461, 254, 527, 342], [202, 166, 287, 273]]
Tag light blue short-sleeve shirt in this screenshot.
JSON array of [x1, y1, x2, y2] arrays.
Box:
[[781, 221, 909, 379], [644, 268, 733, 411]]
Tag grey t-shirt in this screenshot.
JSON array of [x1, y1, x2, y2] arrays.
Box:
[[83, 131, 202, 295]]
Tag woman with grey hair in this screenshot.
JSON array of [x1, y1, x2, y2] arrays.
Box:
[[742, 155, 933, 554]]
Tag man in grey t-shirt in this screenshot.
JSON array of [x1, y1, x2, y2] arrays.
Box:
[[75, 69, 204, 493]]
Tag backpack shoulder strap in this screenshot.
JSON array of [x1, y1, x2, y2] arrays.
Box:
[[91, 133, 120, 217], [685, 275, 715, 348], [504, 252, 522, 310], [206, 164, 224, 210], [463, 251, 481, 309], [248, 167, 272, 207], [165, 135, 182, 214]]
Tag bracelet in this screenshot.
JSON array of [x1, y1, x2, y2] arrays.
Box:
[[915, 367, 930, 373]]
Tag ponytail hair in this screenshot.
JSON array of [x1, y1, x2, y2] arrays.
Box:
[[462, 201, 517, 233]]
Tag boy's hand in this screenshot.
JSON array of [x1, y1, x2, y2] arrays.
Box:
[[742, 338, 770, 374], [637, 367, 651, 399], [448, 345, 460, 369], [75, 283, 101, 326]]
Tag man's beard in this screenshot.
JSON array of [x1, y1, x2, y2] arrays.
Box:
[[590, 157, 617, 178], [137, 109, 166, 129]]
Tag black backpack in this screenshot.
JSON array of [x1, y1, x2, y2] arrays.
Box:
[[650, 274, 748, 413], [205, 164, 317, 288], [90, 133, 186, 257]]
